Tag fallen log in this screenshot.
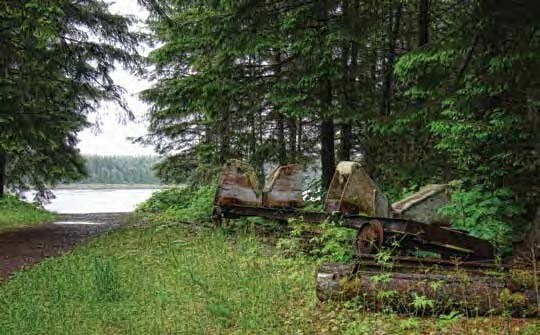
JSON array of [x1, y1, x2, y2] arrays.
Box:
[[316, 262, 539, 316]]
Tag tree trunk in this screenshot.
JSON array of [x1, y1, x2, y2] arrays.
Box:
[[219, 110, 230, 163], [277, 113, 287, 165], [316, 262, 539, 316], [418, 0, 429, 46], [380, 2, 403, 116], [0, 151, 5, 198], [288, 117, 297, 163], [339, 123, 352, 161], [272, 51, 287, 165], [320, 117, 335, 190], [297, 118, 303, 157]]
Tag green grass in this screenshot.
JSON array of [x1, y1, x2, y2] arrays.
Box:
[[0, 195, 57, 232], [1, 222, 538, 335], [0, 225, 315, 334]]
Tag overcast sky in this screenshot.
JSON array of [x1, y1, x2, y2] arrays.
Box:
[[77, 1, 155, 156]]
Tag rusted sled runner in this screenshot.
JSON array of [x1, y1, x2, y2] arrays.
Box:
[[213, 160, 494, 261]]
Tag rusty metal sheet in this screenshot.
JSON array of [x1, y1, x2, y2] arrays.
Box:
[[324, 161, 390, 217], [214, 159, 261, 207], [263, 164, 304, 208]]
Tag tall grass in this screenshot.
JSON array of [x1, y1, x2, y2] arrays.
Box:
[[1, 224, 538, 334], [0, 195, 57, 232], [0, 226, 315, 334]]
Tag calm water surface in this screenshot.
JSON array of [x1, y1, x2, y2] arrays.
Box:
[[33, 189, 159, 214]]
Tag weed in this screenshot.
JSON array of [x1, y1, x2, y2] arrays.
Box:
[[93, 257, 121, 302]]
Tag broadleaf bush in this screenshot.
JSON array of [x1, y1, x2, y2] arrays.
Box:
[[136, 186, 215, 224], [439, 185, 524, 252]]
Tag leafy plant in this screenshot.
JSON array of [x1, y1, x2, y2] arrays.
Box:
[[137, 186, 215, 224], [439, 186, 524, 251], [410, 293, 435, 316], [276, 218, 356, 262]]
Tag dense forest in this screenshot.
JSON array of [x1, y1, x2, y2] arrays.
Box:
[[139, 0, 539, 239], [0, 1, 538, 240], [78, 156, 161, 185], [1, 1, 539, 332]]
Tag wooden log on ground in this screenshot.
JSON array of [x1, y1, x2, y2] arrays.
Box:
[[316, 262, 539, 316]]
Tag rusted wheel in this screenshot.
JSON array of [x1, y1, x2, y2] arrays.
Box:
[[354, 220, 384, 255]]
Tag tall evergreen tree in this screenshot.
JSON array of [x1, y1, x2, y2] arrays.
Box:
[[141, 0, 538, 229], [0, 0, 142, 195]]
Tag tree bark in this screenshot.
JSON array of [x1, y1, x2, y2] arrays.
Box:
[[318, 0, 336, 190], [380, 2, 403, 116], [297, 118, 303, 157], [316, 262, 539, 316], [219, 109, 230, 163], [273, 51, 287, 165], [277, 113, 287, 165], [320, 116, 335, 190], [288, 117, 297, 163], [418, 0, 429, 46], [339, 123, 352, 161], [0, 151, 5, 198]]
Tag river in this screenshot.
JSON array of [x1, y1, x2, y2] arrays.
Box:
[[25, 188, 160, 214]]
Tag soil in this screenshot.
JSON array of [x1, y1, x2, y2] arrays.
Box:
[[0, 213, 127, 282]]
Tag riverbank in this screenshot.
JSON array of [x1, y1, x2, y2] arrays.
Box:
[[0, 213, 126, 281], [1, 188, 538, 334], [1, 220, 538, 334], [0, 196, 57, 232]]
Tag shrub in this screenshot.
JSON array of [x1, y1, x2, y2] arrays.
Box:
[[277, 218, 356, 262], [136, 186, 215, 224], [439, 186, 524, 252]]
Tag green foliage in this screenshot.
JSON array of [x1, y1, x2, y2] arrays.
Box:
[[140, 0, 538, 230], [0, 226, 315, 334], [277, 218, 355, 263], [393, 1, 539, 216], [79, 155, 161, 185], [136, 186, 215, 224], [0, 215, 539, 333], [0, 0, 143, 193], [439, 186, 524, 250], [92, 258, 121, 302], [410, 293, 435, 316], [0, 195, 56, 231]]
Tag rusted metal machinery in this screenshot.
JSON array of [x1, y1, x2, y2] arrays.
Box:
[[213, 160, 494, 261], [213, 160, 540, 315]]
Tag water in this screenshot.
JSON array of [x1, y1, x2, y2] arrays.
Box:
[[26, 189, 159, 214]]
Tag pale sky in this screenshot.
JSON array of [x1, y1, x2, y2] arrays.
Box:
[[77, 1, 155, 156]]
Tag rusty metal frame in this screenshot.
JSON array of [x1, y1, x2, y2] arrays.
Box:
[[214, 204, 494, 261]]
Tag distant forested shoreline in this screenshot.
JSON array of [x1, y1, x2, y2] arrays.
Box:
[[76, 155, 161, 185]]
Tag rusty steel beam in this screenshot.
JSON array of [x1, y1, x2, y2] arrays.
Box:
[[215, 205, 495, 261]]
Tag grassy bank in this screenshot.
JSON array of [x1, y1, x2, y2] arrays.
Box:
[[1, 222, 538, 334], [0, 196, 57, 232], [1, 187, 538, 334]]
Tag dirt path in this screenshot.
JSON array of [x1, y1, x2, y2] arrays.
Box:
[[0, 213, 127, 282]]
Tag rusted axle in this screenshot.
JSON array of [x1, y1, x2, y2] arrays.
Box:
[[214, 204, 494, 261]]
